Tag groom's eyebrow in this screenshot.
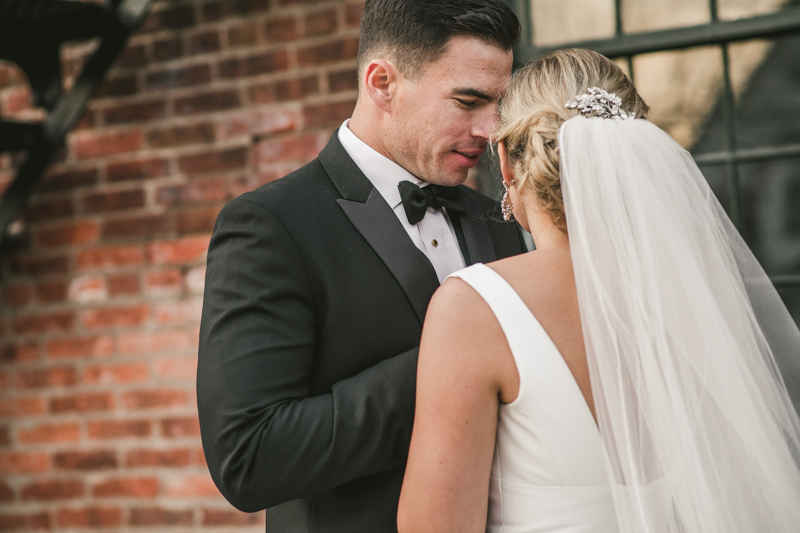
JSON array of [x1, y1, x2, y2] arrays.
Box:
[[451, 88, 494, 101]]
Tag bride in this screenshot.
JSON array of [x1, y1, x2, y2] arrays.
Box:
[[397, 48, 800, 533]]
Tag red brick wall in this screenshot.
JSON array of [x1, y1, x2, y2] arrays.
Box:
[[0, 0, 363, 530]]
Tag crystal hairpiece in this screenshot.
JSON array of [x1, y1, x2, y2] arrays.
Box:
[[565, 87, 633, 121]]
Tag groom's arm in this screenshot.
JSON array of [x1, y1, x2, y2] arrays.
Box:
[[197, 196, 417, 512]]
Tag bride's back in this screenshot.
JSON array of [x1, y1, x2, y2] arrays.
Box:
[[490, 248, 595, 422]]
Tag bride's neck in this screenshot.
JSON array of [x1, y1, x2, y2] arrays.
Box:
[[523, 201, 570, 253]]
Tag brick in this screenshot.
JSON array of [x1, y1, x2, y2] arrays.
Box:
[[219, 109, 295, 139], [219, 51, 289, 79], [157, 179, 226, 206], [17, 423, 80, 444], [4, 285, 32, 306], [81, 304, 149, 329], [297, 37, 359, 66], [88, 420, 151, 439], [126, 448, 191, 468], [16, 367, 77, 389], [345, 0, 365, 26], [0, 452, 48, 474], [0, 397, 45, 417], [2, 86, 33, 112], [40, 167, 98, 193], [108, 273, 140, 296], [145, 268, 183, 295], [153, 36, 183, 62], [0, 480, 12, 501], [232, 0, 270, 14], [154, 298, 203, 324], [254, 132, 329, 166], [77, 245, 144, 270], [155, 356, 197, 380], [0, 426, 10, 446], [329, 68, 359, 92], [68, 275, 107, 303], [103, 214, 170, 239], [149, 235, 211, 265], [249, 75, 319, 104], [265, 15, 299, 43], [119, 330, 189, 355], [83, 363, 149, 385], [305, 9, 337, 37], [107, 157, 170, 182], [189, 29, 221, 54], [122, 389, 189, 410], [92, 477, 159, 498], [38, 221, 100, 247], [174, 89, 240, 115], [103, 100, 167, 125], [147, 122, 215, 148], [304, 99, 356, 129], [118, 44, 147, 67], [201, 1, 225, 21], [55, 450, 117, 471], [228, 21, 259, 47], [21, 480, 83, 501], [24, 198, 74, 223], [161, 416, 201, 438], [57, 506, 122, 528], [10, 254, 69, 275], [164, 474, 219, 497], [203, 508, 265, 526], [141, 4, 195, 32], [50, 393, 114, 413], [0, 342, 39, 364], [98, 74, 139, 97], [37, 280, 69, 303], [47, 336, 114, 359], [146, 64, 212, 91], [73, 129, 143, 159], [0, 512, 50, 530], [177, 206, 222, 234], [82, 189, 145, 213], [14, 310, 74, 334], [130, 507, 193, 526]]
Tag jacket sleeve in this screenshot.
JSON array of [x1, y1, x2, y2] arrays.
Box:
[[197, 197, 417, 512]]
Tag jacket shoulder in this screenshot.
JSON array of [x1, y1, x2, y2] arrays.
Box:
[[235, 158, 332, 211]]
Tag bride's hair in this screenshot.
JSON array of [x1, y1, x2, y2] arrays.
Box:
[[493, 48, 649, 234]]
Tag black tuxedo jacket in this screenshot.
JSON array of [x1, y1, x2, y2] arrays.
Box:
[[197, 133, 527, 532]]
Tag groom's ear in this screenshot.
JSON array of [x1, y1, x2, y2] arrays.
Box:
[[363, 59, 400, 113]]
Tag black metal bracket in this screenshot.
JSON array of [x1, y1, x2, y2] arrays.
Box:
[[0, 0, 153, 244]]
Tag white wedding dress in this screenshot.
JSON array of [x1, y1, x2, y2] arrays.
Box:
[[450, 263, 621, 533]]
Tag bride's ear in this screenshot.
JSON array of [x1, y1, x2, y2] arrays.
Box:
[[497, 142, 515, 187]]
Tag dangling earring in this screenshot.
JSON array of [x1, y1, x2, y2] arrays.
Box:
[[502, 180, 515, 221]]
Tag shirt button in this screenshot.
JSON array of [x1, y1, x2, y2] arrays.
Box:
[[431, 239, 439, 247]]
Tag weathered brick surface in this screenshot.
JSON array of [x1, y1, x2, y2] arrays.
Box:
[[0, 0, 365, 530]]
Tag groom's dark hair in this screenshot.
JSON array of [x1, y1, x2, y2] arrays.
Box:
[[357, 0, 520, 80]]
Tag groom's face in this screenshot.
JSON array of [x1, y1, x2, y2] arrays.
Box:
[[390, 36, 513, 187]]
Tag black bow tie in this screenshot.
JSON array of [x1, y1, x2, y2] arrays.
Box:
[[398, 181, 466, 225]]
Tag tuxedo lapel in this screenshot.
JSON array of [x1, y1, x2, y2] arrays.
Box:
[[458, 192, 497, 265], [320, 133, 440, 324]]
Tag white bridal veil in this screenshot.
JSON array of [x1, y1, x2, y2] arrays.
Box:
[[559, 116, 800, 533]]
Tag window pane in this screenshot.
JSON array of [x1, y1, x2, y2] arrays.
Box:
[[632, 46, 723, 150], [730, 35, 800, 149], [530, 0, 615, 47], [738, 157, 800, 278], [718, 0, 791, 21], [696, 163, 731, 214], [621, 0, 710, 33], [777, 285, 800, 329]]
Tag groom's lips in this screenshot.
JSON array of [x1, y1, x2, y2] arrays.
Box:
[[453, 148, 485, 168]]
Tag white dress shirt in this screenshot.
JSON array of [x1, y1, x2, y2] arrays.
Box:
[[338, 119, 466, 284]]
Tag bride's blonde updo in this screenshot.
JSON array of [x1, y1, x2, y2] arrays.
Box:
[[493, 49, 649, 234]]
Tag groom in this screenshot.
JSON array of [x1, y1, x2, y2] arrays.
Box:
[[197, 1, 524, 531]]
